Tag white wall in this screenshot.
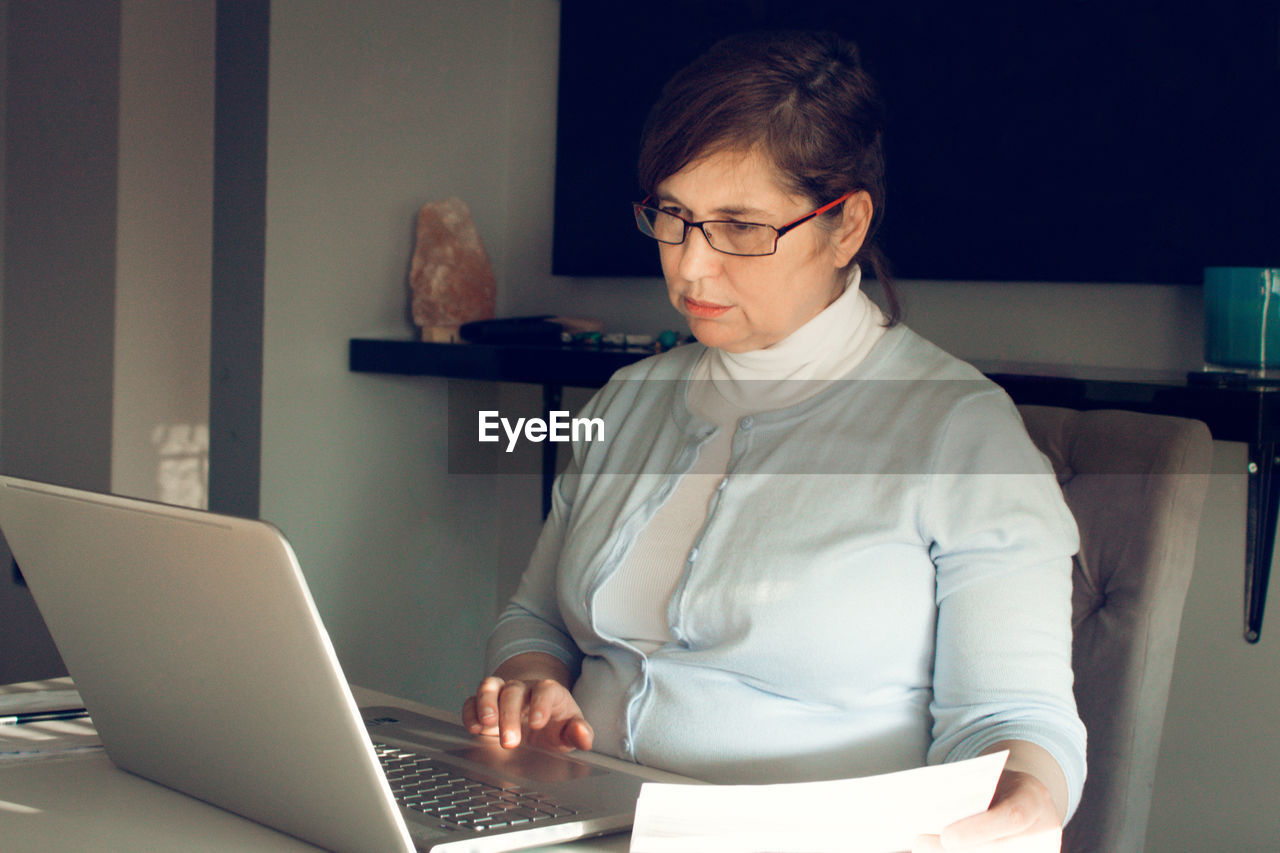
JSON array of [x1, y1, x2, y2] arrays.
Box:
[[112, 0, 214, 507], [1148, 444, 1280, 851], [259, 0, 523, 707]]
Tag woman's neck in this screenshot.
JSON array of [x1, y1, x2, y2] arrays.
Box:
[[692, 265, 886, 416]]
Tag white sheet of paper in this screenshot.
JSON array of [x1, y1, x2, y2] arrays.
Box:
[[0, 717, 102, 763], [629, 750, 1007, 853], [0, 688, 83, 717]]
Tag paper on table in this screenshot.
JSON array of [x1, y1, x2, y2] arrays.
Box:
[[0, 688, 83, 717], [0, 687, 101, 763], [0, 716, 102, 763], [629, 750, 1007, 853]]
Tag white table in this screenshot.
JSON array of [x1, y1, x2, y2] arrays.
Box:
[[0, 679, 657, 852]]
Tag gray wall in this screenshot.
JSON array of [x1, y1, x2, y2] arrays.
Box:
[[0, 1, 1275, 848], [0, 0, 122, 683], [0, 0, 214, 684], [1, 0, 118, 492], [257, 0, 511, 708]]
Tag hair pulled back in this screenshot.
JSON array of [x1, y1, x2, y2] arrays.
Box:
[[638, 30, 898, 323]]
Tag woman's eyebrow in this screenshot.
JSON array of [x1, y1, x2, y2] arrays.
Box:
[[712, 204, 769, 218], [654, 195, 769, 218]]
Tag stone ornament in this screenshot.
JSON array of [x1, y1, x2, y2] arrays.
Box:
[[409, 197, 496, 342]]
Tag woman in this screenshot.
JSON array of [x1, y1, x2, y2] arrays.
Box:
[[463, 31, 1085, 850]]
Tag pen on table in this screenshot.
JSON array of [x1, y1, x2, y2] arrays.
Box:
[[0, 707, 90, 726]]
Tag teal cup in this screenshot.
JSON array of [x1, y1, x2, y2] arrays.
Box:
[[1204, 267, 1280, 371]]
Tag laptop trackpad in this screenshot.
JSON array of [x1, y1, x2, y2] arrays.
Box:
[[362, 706, 606, 784], [444, 744, 603, 783]]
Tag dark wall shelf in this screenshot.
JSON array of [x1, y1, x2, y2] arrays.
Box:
[[351, 337, 1277, 643], [349, 338, 645, 388]]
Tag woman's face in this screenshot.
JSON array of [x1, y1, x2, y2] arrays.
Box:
[[653, 147, 870, 353]]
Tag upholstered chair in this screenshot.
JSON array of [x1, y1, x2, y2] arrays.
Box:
[[1017, 405, 1213, 853]]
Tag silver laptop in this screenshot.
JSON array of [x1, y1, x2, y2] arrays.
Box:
[[0, 475, 647, 852]]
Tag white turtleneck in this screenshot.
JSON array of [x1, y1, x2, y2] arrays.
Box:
[[596, 267, 887, 652]]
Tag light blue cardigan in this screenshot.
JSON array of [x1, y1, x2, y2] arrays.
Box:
[[488, 324, 1087, 818]]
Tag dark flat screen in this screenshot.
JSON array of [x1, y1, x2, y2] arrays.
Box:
[[552, 1, 1280, 284]]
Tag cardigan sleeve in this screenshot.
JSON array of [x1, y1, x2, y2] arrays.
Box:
[[921, 389, 1088, 821], [481, 364, 646, 677], [484, 465, 584, 678]]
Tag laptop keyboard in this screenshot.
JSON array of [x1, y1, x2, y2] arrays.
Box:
[[374, 742, 578, 833]]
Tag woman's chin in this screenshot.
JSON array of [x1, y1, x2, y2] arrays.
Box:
[[686, 319, 727, 349], [686, 321, 760, 353]]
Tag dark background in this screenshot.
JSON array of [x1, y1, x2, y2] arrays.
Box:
[[552, 0, 1280, 284]]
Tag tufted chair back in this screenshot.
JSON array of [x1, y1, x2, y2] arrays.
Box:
[[1016, 406, 1213, 852]]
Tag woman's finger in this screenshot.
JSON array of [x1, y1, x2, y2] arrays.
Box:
[[938, 771, 1058, 849], [461, 695, 480, 732], [528, 713, 593, 753], [496, 680, 531, 748], [526, 678, 572, 730], [471, 676, 506, 728], [563, 716, 594, 751], [911, 835, 945, 853], [943, 804, 1034, 847]]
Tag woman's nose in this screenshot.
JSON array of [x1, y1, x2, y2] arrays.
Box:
[[675, 225, 723, 281]]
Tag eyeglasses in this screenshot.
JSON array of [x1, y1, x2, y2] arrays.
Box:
[[632, 192, 854, 257]]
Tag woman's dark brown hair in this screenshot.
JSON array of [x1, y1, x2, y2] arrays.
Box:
[[638, 30, 899, 324]]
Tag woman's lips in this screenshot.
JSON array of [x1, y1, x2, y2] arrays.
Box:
[[683, 296, 732, 319]]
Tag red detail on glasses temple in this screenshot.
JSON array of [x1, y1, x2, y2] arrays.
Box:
[[636, 192, 853, 224], [779, 191, 856, 229]]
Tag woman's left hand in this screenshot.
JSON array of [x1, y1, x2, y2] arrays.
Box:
[[912, 769, 1062, 852]]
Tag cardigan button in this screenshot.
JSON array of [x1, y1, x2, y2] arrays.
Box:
[[739, 416, 755, 431]]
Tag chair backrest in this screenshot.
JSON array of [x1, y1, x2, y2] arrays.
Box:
[[1017, 405, 1213, 853]]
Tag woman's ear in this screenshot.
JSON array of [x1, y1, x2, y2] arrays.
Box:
[[832, 191, 873, 268]]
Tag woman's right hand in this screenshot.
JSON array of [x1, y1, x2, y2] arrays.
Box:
[[461, 654, 594, 753]]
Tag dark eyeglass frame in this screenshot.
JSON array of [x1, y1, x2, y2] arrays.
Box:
[[632, 191, 855, 257]]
